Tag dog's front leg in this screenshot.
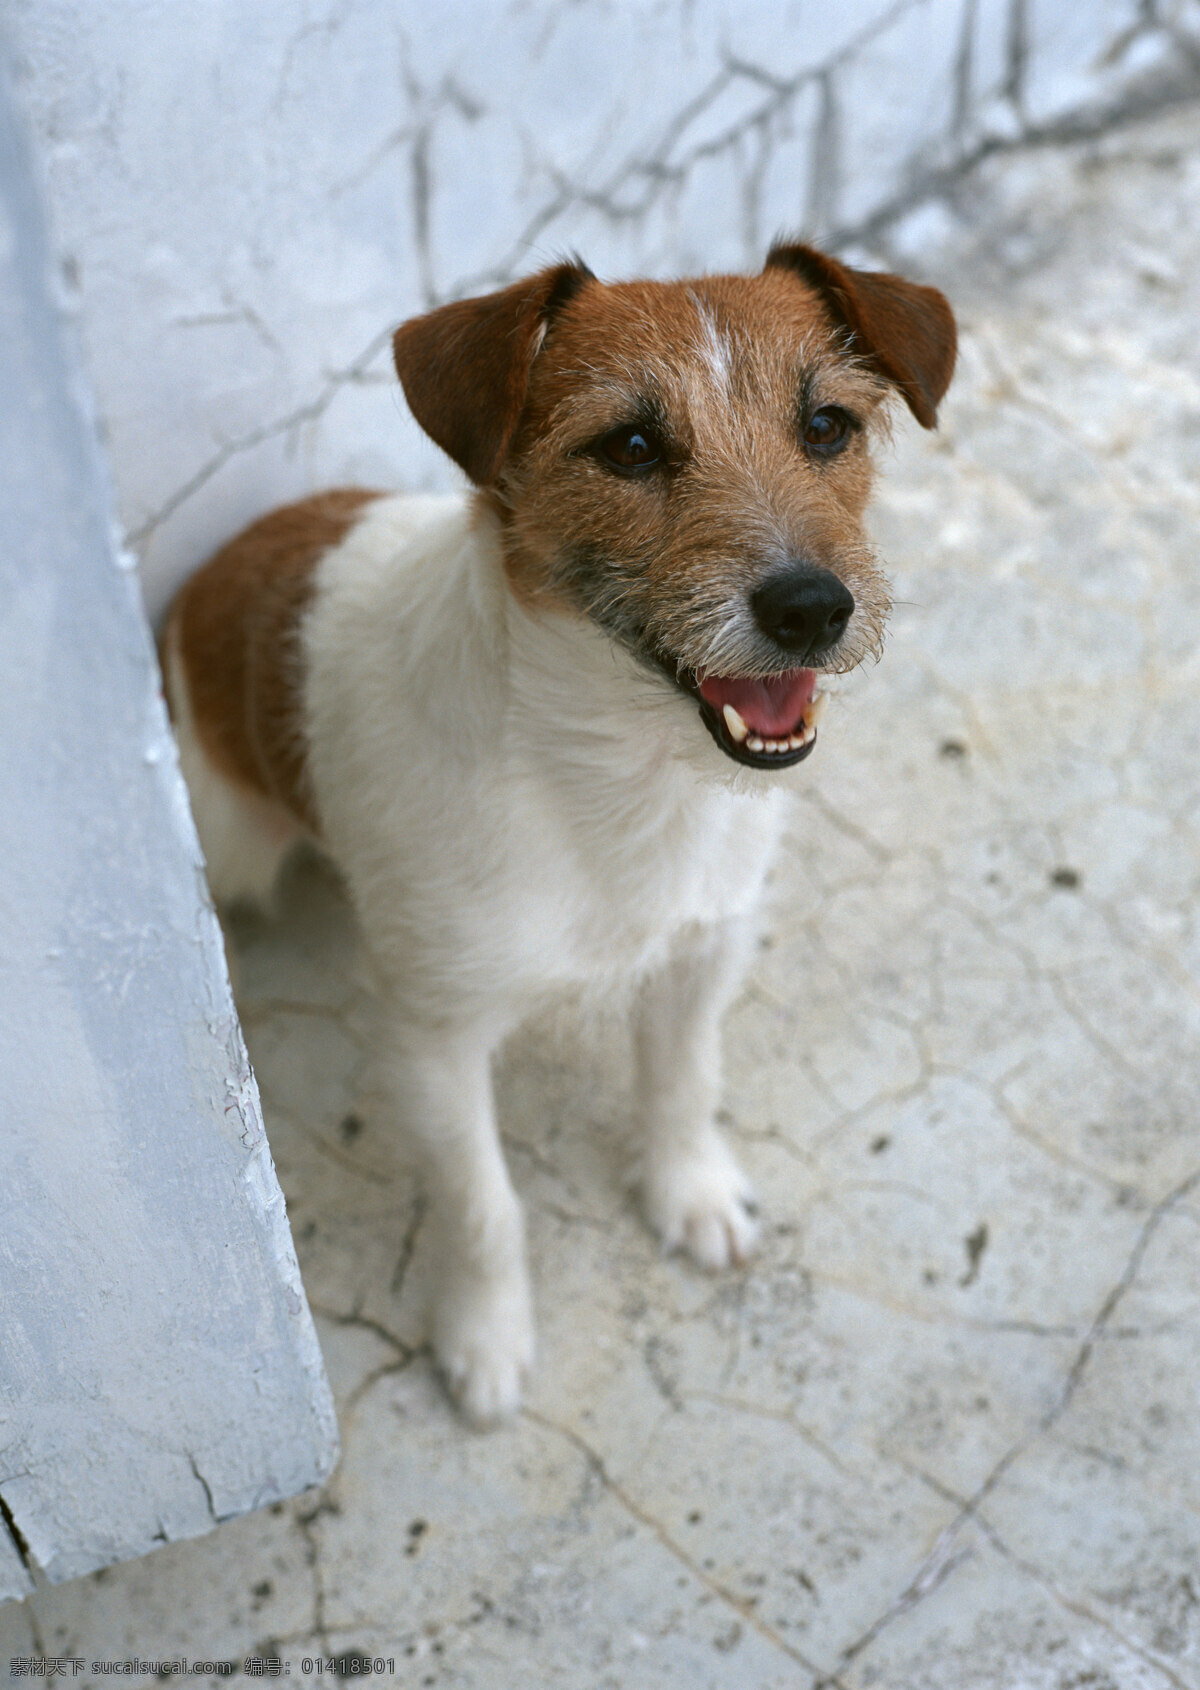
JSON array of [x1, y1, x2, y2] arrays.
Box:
[[382, 1015, 533, 1424], [635, 919, 760, 1270]]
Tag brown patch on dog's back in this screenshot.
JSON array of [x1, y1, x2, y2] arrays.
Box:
[[166, 488, 379, 832]]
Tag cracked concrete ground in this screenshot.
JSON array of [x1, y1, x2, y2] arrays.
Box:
[[5, 101, 1200, 1688]]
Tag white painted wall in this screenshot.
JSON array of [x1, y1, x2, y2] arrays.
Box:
[[8, 0, 1191, 623], [0, 51, 336, 1598]]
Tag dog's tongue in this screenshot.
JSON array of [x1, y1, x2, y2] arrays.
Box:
[[697, 667, 816, 735]]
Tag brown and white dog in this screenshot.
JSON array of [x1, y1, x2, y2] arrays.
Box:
[[163, 243, 955, 1423]]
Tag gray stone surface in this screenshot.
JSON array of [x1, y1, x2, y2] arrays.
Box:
[[0, 53, 336, 1597], [4, 96, 1200, 1690]]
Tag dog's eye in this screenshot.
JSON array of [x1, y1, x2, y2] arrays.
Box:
[[598, 425, 663, 475], [802, 407, 854, 457]]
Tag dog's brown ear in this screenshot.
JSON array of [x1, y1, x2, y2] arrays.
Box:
[[765, 241, 956, 429], [393, 263, 594, 484]]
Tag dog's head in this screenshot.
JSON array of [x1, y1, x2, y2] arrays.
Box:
[[393, 243, 955, 770]]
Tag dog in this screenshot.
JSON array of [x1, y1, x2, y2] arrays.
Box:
[[162, 242, 955, 1423]]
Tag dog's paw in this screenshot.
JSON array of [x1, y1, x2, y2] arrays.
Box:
[[640, 1132, 760, 1270], [432, 1269, 535, 1427]]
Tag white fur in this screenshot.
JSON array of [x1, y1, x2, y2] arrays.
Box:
[[182, 491, 789, 1422]]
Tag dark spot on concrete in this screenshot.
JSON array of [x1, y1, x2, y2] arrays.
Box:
[[959, 1221, 989, 1287], [688, 1509, 702, 1524], [251, 1578, 272, 1604], [923, 1268, 939, 1285], [405, 1517, 429, 1556], [939, 738, 967, 758], [869, 1134, 890, 1154], [334, 1649, 375, 1679], [1051, 866, 1081, 889], [340, 1111, 364, 1142]]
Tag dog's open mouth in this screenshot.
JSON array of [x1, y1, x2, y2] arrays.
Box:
[[688, 666, 825, 769]]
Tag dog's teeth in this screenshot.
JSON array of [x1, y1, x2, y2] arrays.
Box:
[[722, 703, 749, 743], [787, 732, 803, 750], [802, 692, 827, 728], [746, 735, 765, 753]]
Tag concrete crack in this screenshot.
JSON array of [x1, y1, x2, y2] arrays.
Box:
[[188, 1454, 219, 1523], [308, 1299, 414, 1361], [389, 1195, 425, 1297], [1052, 1166, 1200, 1419], [684, 1391, 851, 1476], [523, 1407, 847, 1685], [125, 324, 395, 548], [813, 1527, 973, 1686], [396, 0, 923, 303], [822, 1165, 1200, 1674], [832, 54, 1200, 255], [0, 1489, 33, 1573], [799, 1264, 1163, 1341], [294, 1490, 340, 1657], [908, 1463, 1195, 1688]]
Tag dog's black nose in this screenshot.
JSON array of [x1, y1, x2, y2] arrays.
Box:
[[750, 564, 854, 658]]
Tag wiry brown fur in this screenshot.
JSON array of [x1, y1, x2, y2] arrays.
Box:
[[165, 488, 379, 832], [395, 249, 954, 689], [492, 270, 893, 679]]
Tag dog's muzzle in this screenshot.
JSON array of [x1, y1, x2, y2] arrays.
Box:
[[671, 564, 847, 767]]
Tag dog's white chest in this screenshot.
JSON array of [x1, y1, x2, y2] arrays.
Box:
[[505, 767, 784, 984], [305, 496, 787, 1008]]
